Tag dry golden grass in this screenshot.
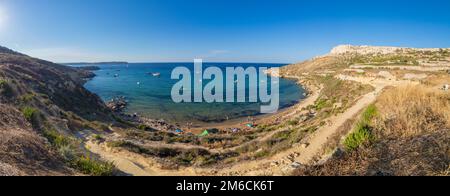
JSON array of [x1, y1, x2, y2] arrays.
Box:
[[294, 84, 450, 176], [375, 85, 450, 138], [422, 74, 450, 87]]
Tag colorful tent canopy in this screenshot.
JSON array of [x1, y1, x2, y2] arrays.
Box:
[[198, 130, 209, 137], [246, 123, 256, 128]]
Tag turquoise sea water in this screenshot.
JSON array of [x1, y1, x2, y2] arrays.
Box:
[[77, 63, 305, 124]]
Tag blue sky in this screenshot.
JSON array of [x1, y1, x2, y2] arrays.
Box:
[[0, 0, 449, 63]]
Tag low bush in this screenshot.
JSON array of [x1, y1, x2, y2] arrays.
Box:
[[0, 79, 12, 96], [361, 104, 377, 124], [21, 107, 39, 122], [20, 93, 35, 103], [137, 124, 157, 132], [287, 120, 299, 126], [344, 123, 374, 151], [93, 134, 104, 141], [344, 105, 377, 151], [71, 156, 115, 176], [44, 129, 115, 176], [344, 104, 378, 151], [43, 129, 73, 148]]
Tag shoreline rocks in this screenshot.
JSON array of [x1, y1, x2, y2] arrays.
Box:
[[106, 96, 128, 112]]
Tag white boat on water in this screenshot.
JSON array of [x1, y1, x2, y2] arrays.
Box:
[[148, 72, 161, 77]]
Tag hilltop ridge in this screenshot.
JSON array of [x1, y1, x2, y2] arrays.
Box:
[[330, 44, 450, 55]]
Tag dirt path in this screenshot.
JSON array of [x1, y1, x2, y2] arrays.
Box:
[[86, 140, 201, 176]]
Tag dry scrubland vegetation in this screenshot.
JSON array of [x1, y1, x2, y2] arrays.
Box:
[[345, 48, 450, 66], [294, 83, 450, 176]]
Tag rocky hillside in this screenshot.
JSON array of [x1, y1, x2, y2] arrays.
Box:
[[0, 46, 114, 175], [281, 45, 450, 76]]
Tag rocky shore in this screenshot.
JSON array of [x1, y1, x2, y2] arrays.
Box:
[[106, 96, 128, 112]]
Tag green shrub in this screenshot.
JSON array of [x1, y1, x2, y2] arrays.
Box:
[[315, 99, 329, 110], [112, 115, 135, 127], [344, 105, 377, 151], [137, 124, 156, 132], [21, 107, 39, 122], [361, 104, 378, 124], [344, 123, 374, 151], [43, 129, 73, 148], [20, 93, 35, 103], [72, 156, 115, 176], [273, 130, 291, 141], [287, 120, 299, 126], [0, 79, 14, 97], [255, 124, 276, 133], [254, 150, 269, 158], [44, 129, 114, 176], [93, 134, 104, 141]]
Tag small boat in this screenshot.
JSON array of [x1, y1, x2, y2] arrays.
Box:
[[152, 73, 161, 77], [114, 74, 119, 78], [147, 72, 161, 77]]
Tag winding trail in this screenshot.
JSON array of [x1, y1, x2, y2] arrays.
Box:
[[86, 140, 199, 176]]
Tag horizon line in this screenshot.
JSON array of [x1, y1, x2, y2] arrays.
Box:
[[60, 61, 294, 65]]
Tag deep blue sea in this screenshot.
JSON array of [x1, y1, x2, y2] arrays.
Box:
[[73, 63, 305, 124]]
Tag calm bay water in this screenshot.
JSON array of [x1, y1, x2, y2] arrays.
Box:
[[77, 63, 305, 124]]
